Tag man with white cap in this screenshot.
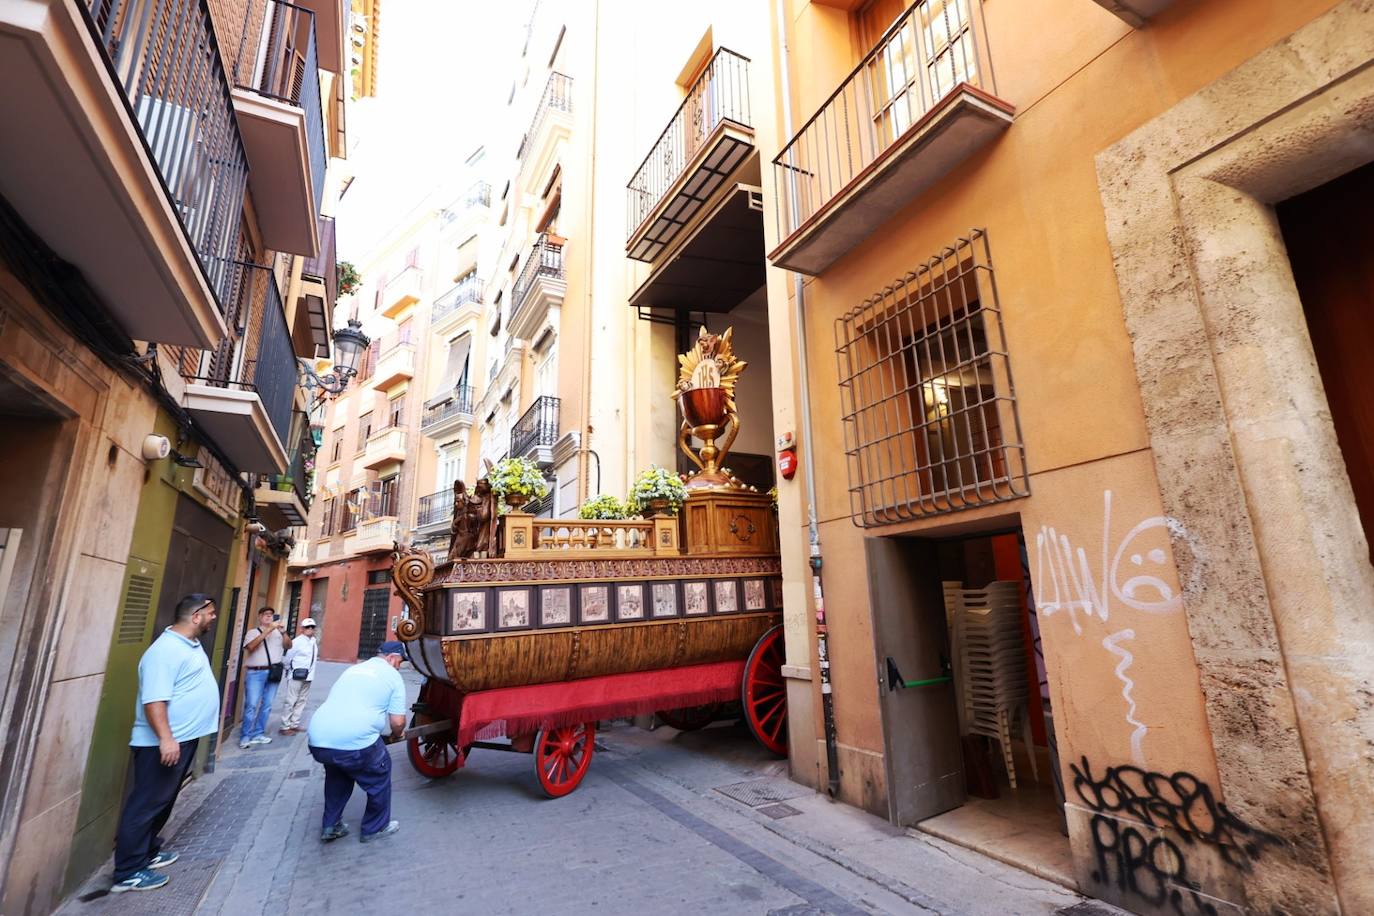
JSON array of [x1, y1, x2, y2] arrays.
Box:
[[278, 617, 319, 736]]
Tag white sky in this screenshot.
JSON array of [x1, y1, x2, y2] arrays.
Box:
[[336, 0, 532, 260]]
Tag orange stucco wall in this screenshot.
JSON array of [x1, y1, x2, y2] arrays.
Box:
[[769, 0, 1347, 910]]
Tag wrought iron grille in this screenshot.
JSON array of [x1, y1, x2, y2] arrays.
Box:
[[834, 230, 1026, 526], [420, 386, 475, 430], [517, 72, 573, 160], [511, 233, 564, 325], [185, 262, 298, 451], [233, 0, 327, 213], [81, 0, 249, 316], [416, 487, 454, 528], [626, 48, 752, 238], [433, 275, 482, 323], [774, 0, 995, 240], [511, 396, 560, 458]]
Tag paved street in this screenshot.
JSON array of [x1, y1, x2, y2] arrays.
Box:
[[62, 662, 1099, 916]]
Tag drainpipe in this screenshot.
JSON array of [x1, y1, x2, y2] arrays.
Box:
[[774, 0, 840, 799], [577, 1, 602, 506]]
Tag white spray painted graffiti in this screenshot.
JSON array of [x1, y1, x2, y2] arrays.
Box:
[[1102, 629, 1147, 765], [1034, 490, 1194, 766]]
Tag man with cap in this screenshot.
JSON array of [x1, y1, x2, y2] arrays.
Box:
[[278, 617, 320, 735], [306, 641, 408, 843]]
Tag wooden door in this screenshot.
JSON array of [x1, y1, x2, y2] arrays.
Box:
[[865, 535, 966, 825]]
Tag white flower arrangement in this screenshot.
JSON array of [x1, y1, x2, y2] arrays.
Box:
[[627, 465, 688, 516], [488, 456, 550, 502]]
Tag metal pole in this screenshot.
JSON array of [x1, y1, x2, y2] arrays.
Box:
[[776, 0, 840, 799]]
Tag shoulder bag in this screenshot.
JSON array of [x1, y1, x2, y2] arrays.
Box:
[[265, 632, 284, 684], [292, 639, 315, 681]]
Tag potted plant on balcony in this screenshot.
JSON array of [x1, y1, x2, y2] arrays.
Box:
[[337, 260, 361, 296], [489, 456, 549, 511], [578, 494, 627, 521], [627, 465, 688, 517]]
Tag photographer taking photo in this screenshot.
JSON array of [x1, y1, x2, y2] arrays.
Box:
[[239, 607, 292, 749]]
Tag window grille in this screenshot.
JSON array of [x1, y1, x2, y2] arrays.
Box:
[[834, 229, 1026, 527]]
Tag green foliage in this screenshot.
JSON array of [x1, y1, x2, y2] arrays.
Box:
[[488, 457, 549, 502], [337, 260, 361, 296], [578, 494, 627, 520], [627, 465, 688, 516]]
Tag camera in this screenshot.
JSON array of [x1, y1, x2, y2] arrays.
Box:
[[273, 614, 282, 622]]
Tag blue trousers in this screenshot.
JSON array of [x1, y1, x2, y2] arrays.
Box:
[[309, 739, 392, 836], [113, 739, 198, 880], [241, 668, 280, 741]]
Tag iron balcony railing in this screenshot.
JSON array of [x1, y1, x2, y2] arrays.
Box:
[[81, 0, 249, 318], [773, 0, 996, 240], [416, 487, 455, 528], [433, 275, 482, 323], [270, 439, 313, 510], [233, 0, 328, 214], [420, 386, 475, 430], [511, 395, 560, 458], [511, 233, 564, 326], [517, 72, 573, 160], [186, 263, 297, 449], [627, 48, 752, 236], [465, 181, 491, 209], [301, 214, 337, 310]]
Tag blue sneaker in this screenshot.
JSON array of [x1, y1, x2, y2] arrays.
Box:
[[148, 850, 179, 869], [110, 869, 169, 892], [321, 822, 349, 842]]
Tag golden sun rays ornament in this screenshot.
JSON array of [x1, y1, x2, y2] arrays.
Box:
[[674, 327, 748, 490]]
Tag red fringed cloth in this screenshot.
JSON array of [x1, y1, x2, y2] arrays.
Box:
[[456, 661, 745, 746]]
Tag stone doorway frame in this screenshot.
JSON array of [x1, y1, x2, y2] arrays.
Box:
[[1096, 3, 1374, 912]]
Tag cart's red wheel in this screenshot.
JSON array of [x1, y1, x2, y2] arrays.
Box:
[[742, 624, 788, 756], [656, 704, 722, 732], [406, 714, 463, 779], [534, 722, 595, 798]]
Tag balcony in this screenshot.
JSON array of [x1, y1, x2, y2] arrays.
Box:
[[627, 49, 753, 264], [181, 264, 296, 473], [517, 72, 573, 193], [433, 276, 482, 329], [361, 426, 407, 471], [296, 214, 336, 357], [231, 0, 327, 257], [511, 396, 559, 467], [441, 181, 492, 227], [381, 265, 423, 318], [350, 516, 401, 554], [415, 488, 454, 537], [510, 234, 566, 341], [288, 539, 311, 567], [420, 385, 475, 438], [770, 0, 1012, 275], [295, 0, 346, 73], [369, 343, 416, 390], [258, 439, 313, 528], [1092, 0, 1176, 26], [0, 0, 250, 348]]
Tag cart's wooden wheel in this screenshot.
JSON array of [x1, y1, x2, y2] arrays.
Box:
[[656, 704, 722, 732], [534, 722, 595, 798], [742, 624, 788, 756], [406, 715, 463, 779]]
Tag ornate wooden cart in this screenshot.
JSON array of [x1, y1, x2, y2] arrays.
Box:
[[390, 328, 788, 797]]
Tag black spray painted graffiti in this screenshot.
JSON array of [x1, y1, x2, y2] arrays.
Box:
[[1070, 758, 1284, 915]]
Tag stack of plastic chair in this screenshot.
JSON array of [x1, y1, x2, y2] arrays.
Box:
[[945, 581, 1037, 789]]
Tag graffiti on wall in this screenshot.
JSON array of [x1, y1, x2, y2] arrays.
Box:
[[1070, 757, 1283, 915], [1034, 490, 1200, 765]]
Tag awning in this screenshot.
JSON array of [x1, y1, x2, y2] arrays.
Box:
[[629, 184, 766, 318]]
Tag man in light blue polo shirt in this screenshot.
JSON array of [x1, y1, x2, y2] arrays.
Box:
[[307, 641, 408, 843], [111, 593, 221, 893]]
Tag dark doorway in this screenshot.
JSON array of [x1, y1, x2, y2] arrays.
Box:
[[155, 495, 234, 661], [1276, 161, 1374, 563], [286, 580, 303, 631], [357, 586, 390, 660]]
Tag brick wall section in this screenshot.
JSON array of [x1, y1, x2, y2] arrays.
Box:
[[207, 0, 266, 84]]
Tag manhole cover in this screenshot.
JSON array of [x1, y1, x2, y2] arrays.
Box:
[[286, 769, 312, 779], [714, 778, 810, 807], [758, 803, 801, 819]]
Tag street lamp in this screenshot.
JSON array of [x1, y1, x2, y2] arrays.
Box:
[[298, 318, 371, 397]]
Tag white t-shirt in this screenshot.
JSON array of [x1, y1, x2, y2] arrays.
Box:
[[283, 634, 319, 681], [242, 626, 285, 667]]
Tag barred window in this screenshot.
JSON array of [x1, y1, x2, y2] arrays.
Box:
[[835, 230, 1027, 527]]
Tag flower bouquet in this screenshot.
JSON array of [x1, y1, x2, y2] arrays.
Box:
[[627, 465, 688, 517]]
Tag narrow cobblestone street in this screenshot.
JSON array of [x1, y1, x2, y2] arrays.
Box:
[[60, 662, 1100, 916]]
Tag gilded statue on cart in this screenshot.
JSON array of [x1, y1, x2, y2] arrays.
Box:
[[674, 326, 747, 490]]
